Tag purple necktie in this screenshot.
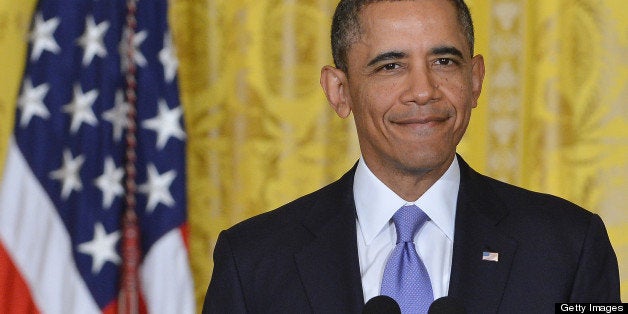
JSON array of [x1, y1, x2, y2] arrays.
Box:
[[380, 204, 434, 314]]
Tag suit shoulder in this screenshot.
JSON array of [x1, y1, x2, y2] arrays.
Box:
[[457, 156, 597, 234], [482, 173, 590, 217], [469, 172, 602, 242], [225, 189, 319, 237], [221, 166, 355, 243]]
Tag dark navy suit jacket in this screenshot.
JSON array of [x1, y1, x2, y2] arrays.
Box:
[[203, 156, 620, 313]]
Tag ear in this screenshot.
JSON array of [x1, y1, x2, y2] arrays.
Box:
[[470, 54, 485, 108], [320, 65, 352, 118]]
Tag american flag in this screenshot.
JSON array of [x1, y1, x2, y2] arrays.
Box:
[[0, 0, 194, 313], [482, 251, 499, 262]]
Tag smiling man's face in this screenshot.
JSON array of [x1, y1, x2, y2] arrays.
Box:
[[335, 0, 485, 184]]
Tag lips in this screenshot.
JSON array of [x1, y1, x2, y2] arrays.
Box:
[[393, 115, 449, 125]]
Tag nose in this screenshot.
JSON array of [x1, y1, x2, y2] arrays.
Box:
[[400, 65, 440, 105]]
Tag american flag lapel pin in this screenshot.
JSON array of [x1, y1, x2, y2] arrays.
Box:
[[482, 251, 499, 262]]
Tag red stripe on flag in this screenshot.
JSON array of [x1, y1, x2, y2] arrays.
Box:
[[103, 293, 147, 314], [179, 223, 190, 250], [0, 241, 41, 314]]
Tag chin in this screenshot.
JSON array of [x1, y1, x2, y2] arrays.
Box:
[[398, 150, 454, 174]]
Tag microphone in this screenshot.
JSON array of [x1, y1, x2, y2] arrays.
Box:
[[363, 295, 401, 314], [428, 296, 466, 314]]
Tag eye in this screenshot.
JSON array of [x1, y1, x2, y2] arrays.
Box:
[[381, 63, 401, 71], [435, 58, 454, 65]]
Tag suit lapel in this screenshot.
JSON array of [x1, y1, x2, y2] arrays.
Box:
[[448, 157, 518, 313], [294, 167, 365, 313]]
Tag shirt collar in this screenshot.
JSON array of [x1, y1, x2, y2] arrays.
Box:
[[354, 156, 460, 245]]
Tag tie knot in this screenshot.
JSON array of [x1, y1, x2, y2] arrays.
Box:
[[392, 204, 429, 243]]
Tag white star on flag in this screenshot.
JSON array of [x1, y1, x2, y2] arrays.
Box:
[[102, 90, 130, 142], [120, 27, 148, 70], [139, 163, 177, 213], [29, 13, 61, 61], [77, 15, 110, 66], [159, 32, 178, 83], [94, 157, 124, 209], [78, 222, 121, 274], [49, 149, 85, 199], [62, 84, 99, 134], [17, 78, 50, 127], [142, 99, 186, 150]]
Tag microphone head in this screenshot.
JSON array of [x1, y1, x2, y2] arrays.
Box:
[[363, 295, 401, 314], [428, 296, 466, 314]]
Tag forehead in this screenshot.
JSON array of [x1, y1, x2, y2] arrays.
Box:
[[356, 0, 464, 47]]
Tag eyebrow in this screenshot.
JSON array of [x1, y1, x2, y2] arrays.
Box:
[[432, 46, 464, 59], [366, 51, 407, 67]]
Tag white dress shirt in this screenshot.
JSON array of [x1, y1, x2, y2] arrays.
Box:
[[354, 156, 460, 303]]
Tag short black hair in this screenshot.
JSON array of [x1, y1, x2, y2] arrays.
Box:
[[330, 0, 475, 72]]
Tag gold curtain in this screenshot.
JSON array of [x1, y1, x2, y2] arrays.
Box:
[[1, 0, 627, 311]]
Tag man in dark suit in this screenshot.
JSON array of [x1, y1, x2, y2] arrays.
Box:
[[203, 0, 621, 312]]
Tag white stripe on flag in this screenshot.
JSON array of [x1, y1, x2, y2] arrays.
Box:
[[0, 138, 100, 314], [141, 228, 195, 314]]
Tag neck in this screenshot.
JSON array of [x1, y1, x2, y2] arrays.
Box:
[[364, 155, 455, 201]]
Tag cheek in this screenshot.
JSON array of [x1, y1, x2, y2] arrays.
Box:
[[357, 85, 394, 120], [453, 101, 473, 139], [440, 83, 474, 130], [441, 83, 468, 110]]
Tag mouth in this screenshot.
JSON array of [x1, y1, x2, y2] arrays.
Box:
[[393, 115, 449, 125], [389, 114, 452, 138]]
